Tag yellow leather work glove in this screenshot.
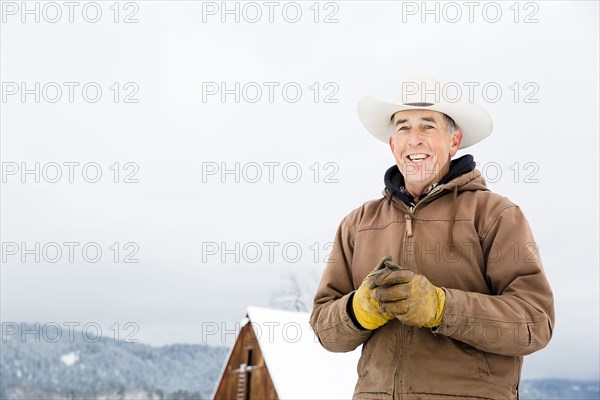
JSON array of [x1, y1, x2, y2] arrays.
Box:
[[373, 261, 446, 328], [352, 256, 397, 330]]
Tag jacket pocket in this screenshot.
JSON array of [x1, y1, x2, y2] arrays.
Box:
[[357, 339, 375, 378], [463, 343, 491, 377], [476, 351, 491, 377]]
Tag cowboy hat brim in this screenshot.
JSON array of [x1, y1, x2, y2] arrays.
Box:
[[357, 96, 493, 149]]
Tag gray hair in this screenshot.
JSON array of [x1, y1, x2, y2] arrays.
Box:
[[444, 114, 458, 133]]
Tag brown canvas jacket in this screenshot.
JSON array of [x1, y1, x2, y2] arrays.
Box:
[[310, 168, 555, 400]]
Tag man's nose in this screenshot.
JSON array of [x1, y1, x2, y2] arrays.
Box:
[[406, 130, 424, 146]]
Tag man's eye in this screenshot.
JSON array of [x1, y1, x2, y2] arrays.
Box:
[[423, 125, 435, 129], [397, 126, 409, 131]]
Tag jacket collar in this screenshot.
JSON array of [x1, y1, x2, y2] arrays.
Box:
[[383, 154, 477, 207]]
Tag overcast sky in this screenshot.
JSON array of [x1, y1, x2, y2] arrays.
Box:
[[1, 1, 598, 380]]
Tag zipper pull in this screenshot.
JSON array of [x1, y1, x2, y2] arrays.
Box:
[[405, 214, 413, 237]]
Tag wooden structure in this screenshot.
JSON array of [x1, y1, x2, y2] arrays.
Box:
[[212, 307, 360, 400], [213, 319, 277, 399]]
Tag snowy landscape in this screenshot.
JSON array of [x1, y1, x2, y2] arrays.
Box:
[[0, 324, 226, 399], [1, 323, 598, 400]]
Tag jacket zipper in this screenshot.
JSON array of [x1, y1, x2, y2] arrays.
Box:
[[394, 200, 420, 399], [397, 324, 408, 399], [395, 186, 447, 399]]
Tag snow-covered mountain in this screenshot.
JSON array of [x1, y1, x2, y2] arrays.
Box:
[[0, 324, 227, 399]]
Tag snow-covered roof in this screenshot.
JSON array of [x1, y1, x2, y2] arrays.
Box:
[[245, 306, 361, 400]]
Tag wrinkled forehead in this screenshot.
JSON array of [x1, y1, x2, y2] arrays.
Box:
[[391, 109, 447, 123]]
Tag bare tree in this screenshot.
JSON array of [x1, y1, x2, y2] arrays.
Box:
[[269, 268, 320, 312]]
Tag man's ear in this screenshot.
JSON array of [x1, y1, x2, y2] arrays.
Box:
[[389, 136, 395, 152], [449, 130, 463, 157]]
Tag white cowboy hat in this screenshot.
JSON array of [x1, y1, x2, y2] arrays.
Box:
[[357, 76, 493, 149]]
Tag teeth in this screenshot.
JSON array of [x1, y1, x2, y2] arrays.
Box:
[[408, 154, 427, 161]]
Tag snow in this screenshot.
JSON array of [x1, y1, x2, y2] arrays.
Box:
[[60, 351, 79, 367], [246, 306, 361, 400]]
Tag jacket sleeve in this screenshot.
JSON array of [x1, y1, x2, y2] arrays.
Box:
[[309, 214, 373, 352], [434, 205, 555, 356]]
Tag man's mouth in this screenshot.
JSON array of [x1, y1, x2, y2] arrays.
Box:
[[406, 154, 429, 163]]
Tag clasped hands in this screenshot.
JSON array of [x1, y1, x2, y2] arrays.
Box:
[[352, 256, 446, 330]]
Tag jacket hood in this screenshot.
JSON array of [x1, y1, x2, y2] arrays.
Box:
[[383, 154, 488, 206]]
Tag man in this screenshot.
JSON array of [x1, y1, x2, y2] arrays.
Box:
[[309, 77, 554, 400]]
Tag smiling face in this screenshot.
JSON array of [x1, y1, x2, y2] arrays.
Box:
[[389, 109, 462, 199]]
